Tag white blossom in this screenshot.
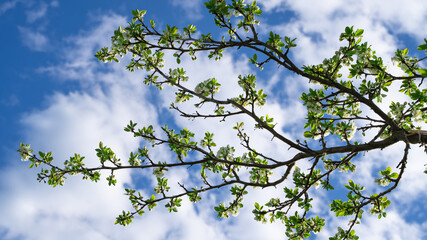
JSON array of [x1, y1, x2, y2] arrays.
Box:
[[268, 198, 281, 205], [195, 79, 219, 97], [366, 66, 379, 75], [374, 177, 390, 187], [216, 145, 235, 161], [17, 143, 32, 161], [368, 207, 378, 215], [307, 101, 323, 114], [122, 31, 130, 41], [240, 153, 251, 163], [309, 80, 322, 86], [339, 121, 357, 141], [224, 9, 242, 19], [347, 121, 357, 141], [230, 209, 239, 217], [323, 163, 334, 171], [391, 56, 400, 65], [153, 167, 165, 178], [313, 134, 321, 140], [412, 109, 423, 123]]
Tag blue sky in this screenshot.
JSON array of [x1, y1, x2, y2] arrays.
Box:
[[1, 0, 426, 239]]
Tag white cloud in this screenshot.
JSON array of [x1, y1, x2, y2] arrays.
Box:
[[355, 211, 426, 239], [0, 94, 19, 106], [50, 0, 59, 7], [18, 26, 49, 51], [256, 0, 427, 238], [1, 0, 58, 19], [11, 1, 60, 53], [0, 14, 157, 240], [5, 10, 302, 238], [0, 0, 21, 15], [0, 164, 131, 240], [258, 0, 286, 12], [170, 0, 204, 20], [26, 1, 48, 23], [317, 209, 427, 239], [3, 1, 427, 240], [2, 11, 288, 240], [260, 0, 427, 47], [39, 13, 127, 84], [363, 0, 427, 41]]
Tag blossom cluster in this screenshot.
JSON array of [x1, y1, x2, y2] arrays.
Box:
[[194, 78, 221, 97], [216, 202, 239, 218], [387, 101, 406, 121], [374, 177, 390, 187], [216, 145, 235, 161], [169, 68, 189, 83], [17, 143, 33, 161]]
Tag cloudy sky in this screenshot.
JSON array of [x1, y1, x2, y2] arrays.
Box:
[[1, 0, 426, 239]]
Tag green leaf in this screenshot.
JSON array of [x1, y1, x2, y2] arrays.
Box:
[[417, 68, 427, 77], [354, 29, 364, 37], [384, 167, 392, 175], [389, 172, 399, 179], [402, 48, 408, 55], [417, 41, 427, 50], [336, 211, 346, 217], [303, 131, 313, 138]]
